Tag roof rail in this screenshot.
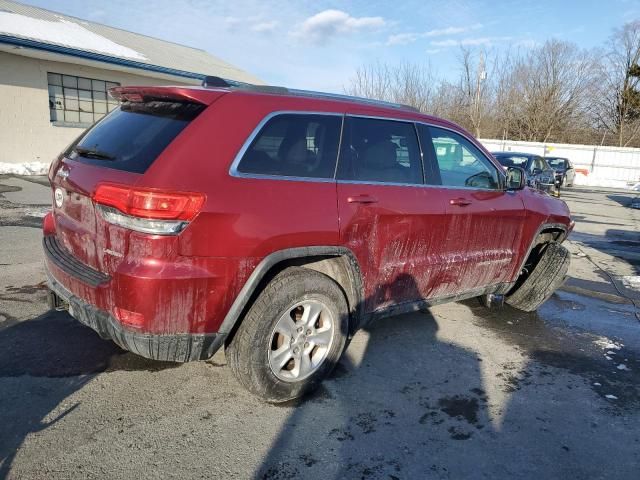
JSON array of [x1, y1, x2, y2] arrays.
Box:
[[201, 76, 419, 112], [287, 89, 419, 112]]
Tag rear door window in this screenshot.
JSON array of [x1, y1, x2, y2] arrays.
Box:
[[494, 154, 529, 169], [336, 116, 423, 185], [428, 127, 500, 190], [67, 101, 204, 173], [236, 114, 342, 179]]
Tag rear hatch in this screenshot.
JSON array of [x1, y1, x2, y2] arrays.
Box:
[[48, 86, 223, 276]]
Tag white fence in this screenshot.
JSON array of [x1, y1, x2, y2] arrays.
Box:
[[480, 138, 640, 189]]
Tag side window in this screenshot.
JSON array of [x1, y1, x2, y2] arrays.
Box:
[[236, 114, 341, 179], [428, 127, 500, 190], [337, 117, 423, 184]]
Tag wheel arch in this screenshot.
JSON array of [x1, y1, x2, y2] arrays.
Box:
[[220, 247, 364, 347], [510, 222, 569, 291]]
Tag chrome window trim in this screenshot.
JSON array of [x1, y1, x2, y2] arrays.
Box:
[[336, 179, 502, 191], [228, 110, 344, 183], [228, 110, 507, 189]]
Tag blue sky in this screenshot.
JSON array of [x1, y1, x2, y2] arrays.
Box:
[[21, 0, 640, 92]]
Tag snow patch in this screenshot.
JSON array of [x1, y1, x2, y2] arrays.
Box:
[[616, 364, 630, 371], [620, 276, 640, 291], [593, 338, 624, 351], [25, 208, 51, 218], [0, 12, 146, 60], [0, 162, 49, 175], [572, 172, 635, 190], [605, 394, 618, 400]]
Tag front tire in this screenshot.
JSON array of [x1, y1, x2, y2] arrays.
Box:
[[226, 267, 349, 403], [506, 242, 570, 312]]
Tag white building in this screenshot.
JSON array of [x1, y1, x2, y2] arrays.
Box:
[[0, 0, 261, 169]]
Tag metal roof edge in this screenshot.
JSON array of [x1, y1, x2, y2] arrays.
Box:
[[0, 34, 206, 80]]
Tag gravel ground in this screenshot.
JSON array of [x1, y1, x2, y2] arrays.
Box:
[[0, 176, 639, 479]]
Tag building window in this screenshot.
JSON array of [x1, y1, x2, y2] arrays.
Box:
[[47, 72, 120, 126]]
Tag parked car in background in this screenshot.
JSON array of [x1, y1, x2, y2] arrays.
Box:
[[491, 151, 559, 195], [43, 79, 572, 402], [545, 156, 576, 187]]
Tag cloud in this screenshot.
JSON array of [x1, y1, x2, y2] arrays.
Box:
[[224, 16, 279, 34], [386, 23, 482, 46], [425, 24, 482, 37], [430, 36, 511, 47], [426, 48, 442, 55], [514, 38, 539, 49], [294, 9, 385, 42], [251, 21, 278, 33], [386, 32, 423, 46]]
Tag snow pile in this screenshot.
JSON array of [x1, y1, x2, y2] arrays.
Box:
[[572, 171, 634, 190], [0, 162, 49, 175], [0, 12, 146, 60]]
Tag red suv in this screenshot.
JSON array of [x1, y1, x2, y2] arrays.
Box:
[[44, 80, 572, 402]]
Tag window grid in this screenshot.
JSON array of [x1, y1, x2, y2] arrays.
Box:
[[47, 72, 120, 125]]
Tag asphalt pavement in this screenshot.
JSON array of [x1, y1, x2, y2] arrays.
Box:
[[0, 175, 639, 479]]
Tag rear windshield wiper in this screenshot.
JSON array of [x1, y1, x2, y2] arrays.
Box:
[[73, 146, 115, 161]]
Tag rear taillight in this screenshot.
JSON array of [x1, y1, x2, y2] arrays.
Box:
[[93, 183, 205, 235]]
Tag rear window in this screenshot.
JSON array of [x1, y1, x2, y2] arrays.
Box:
[[546, 158, 567, 169], [494, 155, 530, 168], [66, 101, 204, 173]]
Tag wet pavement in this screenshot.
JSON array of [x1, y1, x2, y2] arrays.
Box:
[[0, 177, 639, 479]]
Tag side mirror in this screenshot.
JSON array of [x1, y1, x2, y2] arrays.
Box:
[[505, 167, 526, 191], [532, 168, 542, 175]]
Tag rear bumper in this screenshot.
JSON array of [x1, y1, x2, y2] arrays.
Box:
[[46, 266, 224, 362]]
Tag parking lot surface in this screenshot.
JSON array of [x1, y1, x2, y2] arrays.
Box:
[[1, 176, 639, 479]]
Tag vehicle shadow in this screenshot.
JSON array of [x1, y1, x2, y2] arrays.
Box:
[[255, 280, 640, 479], [0, 309, 179, 477], [255, 274, 497, 479]]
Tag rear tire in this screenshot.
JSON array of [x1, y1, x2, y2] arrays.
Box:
[[226, 267, 349, 403], [506, 243, 570, 312]]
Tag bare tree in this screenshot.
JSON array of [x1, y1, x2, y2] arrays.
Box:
[[592, 20, 640, 147], [493, 49, 519, 140], [345, 61, 437, 113], [457, 47, 493, 138], [503, 40, 595, 142], [344, 23, 640, 147]]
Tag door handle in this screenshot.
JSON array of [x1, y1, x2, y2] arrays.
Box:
[[347, 195, 378, 204], [449, 198, 472, 206]]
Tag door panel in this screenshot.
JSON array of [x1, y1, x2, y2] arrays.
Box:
[[440, 189, 525, 293], [424, 125, 525, 295], [338, 184, 447, 313], [336, 116, 447, 313]]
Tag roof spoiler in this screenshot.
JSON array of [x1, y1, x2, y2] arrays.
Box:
[[109, 86, 225, 106], [200, 76, 419, 112]]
